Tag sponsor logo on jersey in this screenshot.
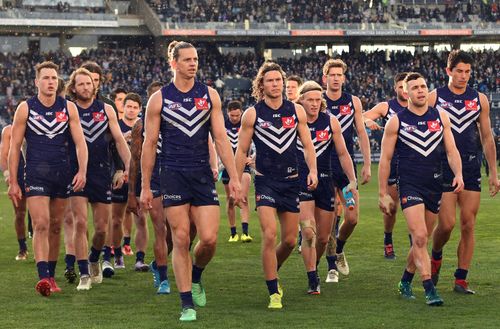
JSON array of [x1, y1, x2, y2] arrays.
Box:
[[464, 100, 478, 111], [56, 112, 68, 122], [194, 98, 209, 110], [316, 130, 329, 141], [259, 121, 272, 128], [404, 125, 417, 132], [339, 105, 352, 115], [92, 112, 105, 122], [282, 117, 295, 128], [427, 120, 441, 132], [168, 102, 182, 110]]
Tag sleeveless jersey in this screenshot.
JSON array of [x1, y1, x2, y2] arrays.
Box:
[[325, 92, 355, 156], [70, 99, 111, 169], [297, 111, 332, 174], [225, 118, 240, 154], [396, 107, 444, 173], [435, 86, 481, 156], [382, 98, 407, 126], [160, 81, 212, 170], [25, 96, 70, 166], [253, 99, 298, 177]]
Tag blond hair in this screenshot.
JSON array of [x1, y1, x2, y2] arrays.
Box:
[[298, 81, 326, 112], [322, 58, 347, 76], [65, 68, 95, 101]]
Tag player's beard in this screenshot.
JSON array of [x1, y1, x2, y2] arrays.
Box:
[[76, 92, 93, 102]]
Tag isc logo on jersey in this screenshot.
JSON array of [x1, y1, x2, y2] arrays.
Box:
[[316, 130, 329, 141], [194, 98, 209, 110], [93, 112, 105, 122], [339, 105, 352, 115], [427, 120, 441, 132], [464, 100, 478, 111], [56, 112, 68, 122], [282, 117, 295, 128]]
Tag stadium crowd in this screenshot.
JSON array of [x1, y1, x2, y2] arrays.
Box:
[[396, 1, 499, 23]]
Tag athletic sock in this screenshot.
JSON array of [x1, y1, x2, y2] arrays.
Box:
[[77, 259, 89, 276], [336, 239, 346, 254], [242, 222, 249, 235], [18, 238, 27, 252], [454, 268, 468, 281], [265, 278, 279, 295], [401, 269, 415, 283], [422, 279, 435, 294], [432, 249, 443, 261], [123, 236, 131, 246], [36, 261, 50, 280], [192, 264, 204, 283], [48, 261, 57, 278], [114, 246, 123, 259], [103, 246, 112, 262], [307, 270, 318, 287], [65, 254, 76, 269], [136, 251, 145, 262], [326, 255, 338, 270], [335, 216, 341, 237], [88, 246, 101, 263], [384, 232, 393, 245], [230, 226, 236, 237], [180, 291, 194, 309], [158, 265, 168, 282]]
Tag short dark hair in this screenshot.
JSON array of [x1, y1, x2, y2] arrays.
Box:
[[447, 50, 473, 70], [227, 100, 242, 112], [123, 92, 142, 108], [403, 72, 425, 87], [110, 87, 128, 102], [57, 77, 65, 95], [147, 81, 163, 98], [80, 61, 103, 78], [286, 75, 303, 86], [35, 61, 59, 78], [394, 72, 408, 84]]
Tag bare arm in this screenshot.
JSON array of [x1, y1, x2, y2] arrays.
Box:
[[0, 125, 11, 172], [477, 93, 499, 196], [330, 117, 356, 185], [208, 133, 218, 181], [141, 91, 161, 193], [105, 104, 131, 175], [353, 96, 371, 184], [295, 103, 318, 189], [236, 107, 255, 179], [8, 102, 28, 187], [378, 117, 398, 197], [440, 111, 463, 193], [67, 101, 88, 192], [363, 102, 388, 130], [128, 119, 143, 196]]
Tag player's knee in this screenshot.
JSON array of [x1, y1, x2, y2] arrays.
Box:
[[460, 217, 475, 235], [50, 224, 62, 235], [262, 229, 277, 247], [34, 221, 49, 233], [317, 233, 329, 246], [172, 230, 191, 249], [227, 197, 235, 208], [300, 220, 317, 248], [412, 234, 427, 248], [15, 210, 26, 222]]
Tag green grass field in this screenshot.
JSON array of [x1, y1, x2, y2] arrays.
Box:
[[0, 164, 499, 329]]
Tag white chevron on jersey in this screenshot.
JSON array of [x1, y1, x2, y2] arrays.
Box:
[[162, 95, 211, 137], [297, 126, 332, 157], [399, 122, 443, 157], [27, 109, 69, 140], [255, 115, 297, 154], [436, 97, 481, 134], [328, 110, 354, 134], [226, 130, 238, 150], [387, 107, 398, 118]]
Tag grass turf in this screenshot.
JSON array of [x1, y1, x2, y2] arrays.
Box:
[[0, 164, 499, 328]]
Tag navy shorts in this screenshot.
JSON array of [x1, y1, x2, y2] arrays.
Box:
[[398, 168, 442, 214], [18, 161, 25, 197], [111, 183, 128, 203], [24, 164, 71, 199], [388, 158, 398, 186], [221, 166, 251, 185], [331, 155, 357, 189], [161, 167, 219, 207], [299, 172, 335, 212], [255, 175, 300, 213], [442, 154, 481, 192], [70, 166, 112, 204], [135, 166, 162, 199]]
